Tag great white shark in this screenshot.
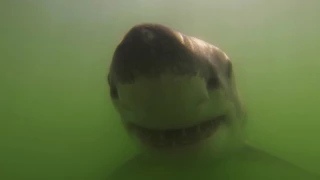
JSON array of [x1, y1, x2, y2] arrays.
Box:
[[107, 23, 319, 180]]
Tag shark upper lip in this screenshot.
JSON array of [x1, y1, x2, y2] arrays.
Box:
[[126, 115, 226, 148]]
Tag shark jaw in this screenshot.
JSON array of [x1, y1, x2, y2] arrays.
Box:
[[126, 114, 226, 149], [111, 75, 245, 158]]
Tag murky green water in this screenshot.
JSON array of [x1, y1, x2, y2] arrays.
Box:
[[1, 0, 320, 179]]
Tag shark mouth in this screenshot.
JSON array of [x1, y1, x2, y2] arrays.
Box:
[[127, 115, 226, 148]]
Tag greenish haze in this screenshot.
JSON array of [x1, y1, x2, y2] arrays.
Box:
[[1, 0, 319, 179]]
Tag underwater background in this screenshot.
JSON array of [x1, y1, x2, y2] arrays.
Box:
[[1, 0, 320, 179]]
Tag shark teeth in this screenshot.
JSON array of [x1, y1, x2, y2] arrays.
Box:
[[129, 115, 225, 148]]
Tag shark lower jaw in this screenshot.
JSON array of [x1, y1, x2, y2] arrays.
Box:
[[125, 115, 226, 149]]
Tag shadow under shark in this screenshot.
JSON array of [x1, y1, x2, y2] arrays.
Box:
[[107, 23, 319, 180]]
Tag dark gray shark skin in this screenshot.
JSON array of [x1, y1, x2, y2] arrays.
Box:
[[107, 23, 320, 180]]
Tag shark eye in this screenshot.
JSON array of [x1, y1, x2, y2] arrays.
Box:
[[110, 86, 119, 99], [206, 76, 219, 90], [108, 75, 119, 99], [226, 60, 232, 78]]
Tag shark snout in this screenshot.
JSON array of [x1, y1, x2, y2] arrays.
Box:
[[110, 24, 198, 83]]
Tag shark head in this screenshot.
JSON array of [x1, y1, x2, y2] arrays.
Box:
[[108, 23, 246, 159]]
